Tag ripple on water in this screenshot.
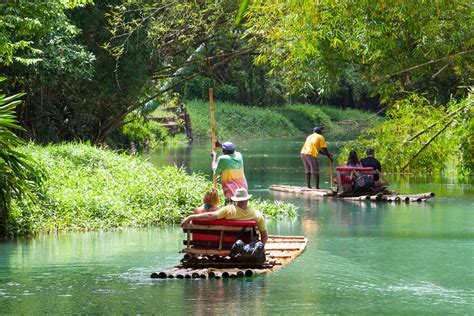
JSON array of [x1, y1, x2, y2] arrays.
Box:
[[387, 281, 469, 305]]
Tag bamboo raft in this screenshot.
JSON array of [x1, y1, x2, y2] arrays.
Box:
[[269, 185, 435, 202], [150, 235, 308, 279]]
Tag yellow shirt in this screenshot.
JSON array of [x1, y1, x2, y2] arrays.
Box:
[[300, 133, 327, 158], [215, 205, 266, 232]]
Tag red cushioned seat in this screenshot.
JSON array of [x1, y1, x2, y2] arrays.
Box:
[[191, 233, 253, 244], [335, 167, 374, 185]]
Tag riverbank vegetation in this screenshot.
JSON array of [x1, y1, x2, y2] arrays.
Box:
[[340, 94, 473, 177], [5, 143, 296, 237], [185, 100, 380, 141]]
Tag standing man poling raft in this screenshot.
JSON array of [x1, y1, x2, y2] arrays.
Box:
[[212, 140, 248, 204], [300, 125, 333, 189]]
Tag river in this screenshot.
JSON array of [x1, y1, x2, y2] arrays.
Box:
[[1, 138, 473, 314]]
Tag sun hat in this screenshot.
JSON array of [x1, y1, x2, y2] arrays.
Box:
[[231, 188, 252, 201], [222, 142, 235, 151]]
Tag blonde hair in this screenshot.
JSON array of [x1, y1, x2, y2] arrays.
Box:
[[202, 188, 219, 206]]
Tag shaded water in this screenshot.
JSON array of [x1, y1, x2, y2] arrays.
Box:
[[1, 138, 473, 314]]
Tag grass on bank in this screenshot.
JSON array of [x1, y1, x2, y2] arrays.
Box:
[[184, 100, 381, 141], [6, 143, 296, 237]]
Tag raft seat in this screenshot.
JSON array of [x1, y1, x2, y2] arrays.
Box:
[[182, 219, 259, 256], [335, 166, 376, 185]]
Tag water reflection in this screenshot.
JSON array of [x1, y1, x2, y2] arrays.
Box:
[[182, 277, 268, 315]]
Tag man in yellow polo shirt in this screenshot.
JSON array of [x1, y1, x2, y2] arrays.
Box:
[[300, 125, 333, 189], [180, 188, 268, 244]]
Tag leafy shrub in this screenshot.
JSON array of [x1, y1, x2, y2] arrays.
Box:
[[250, 198, 298, 219], [8, 143, 209, 236], [341, 94, 472, 176], [183, 76, 212, 100], [119, 113, 168, 150], [217, 84, 240, 103]]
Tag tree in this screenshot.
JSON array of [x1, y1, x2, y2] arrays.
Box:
[[244, 0, 473, 104], [0, 1, 95, 142]]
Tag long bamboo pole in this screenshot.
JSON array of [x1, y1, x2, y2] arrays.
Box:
[[209, 88, 217, 189], [329, 159, 333, 190]]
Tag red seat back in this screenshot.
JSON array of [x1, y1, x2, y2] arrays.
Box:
[[192, 219, 258, 244], [336, 167, 374, 185]]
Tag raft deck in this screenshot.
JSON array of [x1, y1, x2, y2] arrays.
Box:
[[269, 185, 435, 202], [150, 235, 308, 279]]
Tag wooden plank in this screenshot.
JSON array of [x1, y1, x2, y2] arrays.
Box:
[[265, 247, 304, 251], [266, 239, 305, 243], [266, 253, 292, 258], [268, 235, 306, 239], [180, 248, 230, 255]]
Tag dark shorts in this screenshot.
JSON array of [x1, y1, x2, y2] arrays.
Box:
[[301, 154, 319, 174]]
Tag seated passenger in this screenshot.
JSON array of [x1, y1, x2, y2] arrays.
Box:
[[181, 188, 268, 244], [360, 148, 382, 184], [193, 188, 220, 214], [344, 149, 363, 168]]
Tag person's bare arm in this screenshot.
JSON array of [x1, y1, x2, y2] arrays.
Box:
[[320, 148, 333, 161], [181, 212, 218, 226], [260, 230, 268, 244]]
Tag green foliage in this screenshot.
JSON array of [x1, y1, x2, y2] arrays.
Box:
[[119, 113, 168, 150], [0, 1, 93, 66], [185, 99, 379, 140], [6, 142, 296, 236], [250, 198, 297, 219], [275, 104, 331, 134], [245, 1, 473, 104], [318, 106, 383, 139], [185, 99, 299, 140], [0, 82, 43, 233], [341, 94, 473, 177], [7, 143, 209, 236]]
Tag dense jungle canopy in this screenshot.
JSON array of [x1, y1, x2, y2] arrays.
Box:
[[0, 0, 472, 229], [0, 0, 471, 140]]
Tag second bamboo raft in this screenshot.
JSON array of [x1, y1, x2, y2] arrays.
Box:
[[269, 185, 434, 202]]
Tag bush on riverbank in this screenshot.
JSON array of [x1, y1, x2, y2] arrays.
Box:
[[185, 100, 380, 140], [340, 94, 473, 177], [6, 143, 296, 237]]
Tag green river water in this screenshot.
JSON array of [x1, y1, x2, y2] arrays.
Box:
[[1, 138, 473, 314]]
